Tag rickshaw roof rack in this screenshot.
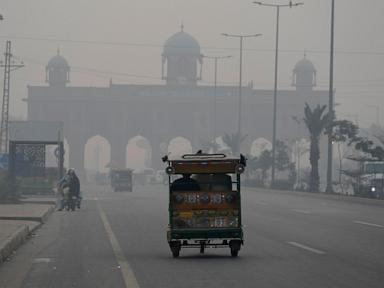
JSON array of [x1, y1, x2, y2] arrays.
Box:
[[165, 153, 246, 174], [181, 153, 226, 160], [167, 153, 242, 162]]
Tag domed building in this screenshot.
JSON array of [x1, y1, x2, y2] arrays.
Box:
[[162, 26, 203, 86], [27, 30, 330, 186], [292, 55, 317, 89], [46, 50, 70, 87]]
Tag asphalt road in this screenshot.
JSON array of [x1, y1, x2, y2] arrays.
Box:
[[0, 184, 383, 288]]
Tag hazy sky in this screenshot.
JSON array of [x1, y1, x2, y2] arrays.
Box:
[[1, 0, 384, 128]]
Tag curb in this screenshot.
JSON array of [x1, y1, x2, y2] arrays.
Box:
[[0, 224, 29, 264]]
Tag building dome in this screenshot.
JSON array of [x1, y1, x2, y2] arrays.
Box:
[[162, 27, 203, 86], [163, 30, 201, 57], [293, 57, 316, 73], [292, 55, 316, 89], [47, 53, 69, 69]]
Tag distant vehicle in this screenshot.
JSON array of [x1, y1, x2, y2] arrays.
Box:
[[110, 169, 133, 192], [360, 161, 384, 199], [163, 153, 246, 257]]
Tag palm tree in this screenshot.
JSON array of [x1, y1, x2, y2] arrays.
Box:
[[303, 103, 331, 192], [222, 132, 247, 155]]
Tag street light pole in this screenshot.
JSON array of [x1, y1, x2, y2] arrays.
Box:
[[253, 1, 303, 186], [291, 116, 302, 188], [204, 55, 232, 142], [326, 0, 335, 193], [222, 33, 261, 154]]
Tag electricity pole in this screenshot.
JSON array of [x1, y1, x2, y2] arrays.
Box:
[[0, 41, 24, 153]]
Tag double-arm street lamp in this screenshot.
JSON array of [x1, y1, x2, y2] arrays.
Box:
[[253, 0, 303, 186], [221, 33, 262, 153], [204, 55, 232, 141]]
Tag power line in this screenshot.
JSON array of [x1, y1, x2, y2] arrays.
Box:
[[2, 35, 384, 56]]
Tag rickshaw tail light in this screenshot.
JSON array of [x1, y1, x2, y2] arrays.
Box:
[[235, 164, 245, 174], [166, 166, 175, 175]]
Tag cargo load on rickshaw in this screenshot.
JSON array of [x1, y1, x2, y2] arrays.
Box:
[[163, 153, 246, 257]]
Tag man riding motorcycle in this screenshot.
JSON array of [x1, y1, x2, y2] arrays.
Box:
[[57, 168, 81, 211]]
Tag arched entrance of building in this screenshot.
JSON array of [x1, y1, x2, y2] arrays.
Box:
[[126, 136, 152, 170], [84, 135, 111, 182]]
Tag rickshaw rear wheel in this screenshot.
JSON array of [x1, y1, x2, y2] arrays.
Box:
[[200, 243, 205, 254], [170, 241, 181, 258], [229, 240, 241, 257], [171, 247, 180, 258], [230, 247, 239, 257]]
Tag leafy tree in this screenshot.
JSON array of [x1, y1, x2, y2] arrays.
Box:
[[222, 132, 247, 155], [256, 150, 272, 185], [354, 138, 384, 160], [303, 103, 332, 192], [327, 119, 360, 193], [275, 140, 291, 173]]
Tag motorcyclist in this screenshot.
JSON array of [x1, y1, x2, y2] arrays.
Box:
[[57, 168, 81, 210], [56, 170, 71, 211]]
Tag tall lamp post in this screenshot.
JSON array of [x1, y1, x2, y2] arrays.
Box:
[[222, 33, 261, 154], [291, 116, 302, 188], [204, 55, 232, 142], [253, 1, 303, 186], [326, 0, 335, 193]]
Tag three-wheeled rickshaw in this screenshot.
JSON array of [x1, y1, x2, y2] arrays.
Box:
[[163, 153, 246, 257], [110, 169, 133, 192]]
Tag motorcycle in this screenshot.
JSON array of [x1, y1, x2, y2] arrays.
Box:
[[62, 187, 76, 211]]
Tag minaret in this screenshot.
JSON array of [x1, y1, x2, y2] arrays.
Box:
[[162, 27, 203, 86], [292, 54, 317, 91], [46, 50, 70, 87]]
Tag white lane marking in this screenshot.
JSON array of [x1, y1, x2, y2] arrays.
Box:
[[32, 258, 53, 263], [291, 209, 310, 214], [287, 242, 325, 255], [96, 201, 140, 288], [354, 221, 384, 229]]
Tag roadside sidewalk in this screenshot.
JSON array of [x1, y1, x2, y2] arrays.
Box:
[[0, 197, 55, 263]]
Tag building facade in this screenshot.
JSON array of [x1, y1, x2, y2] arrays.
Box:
[[27, 29, 329, 180]]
